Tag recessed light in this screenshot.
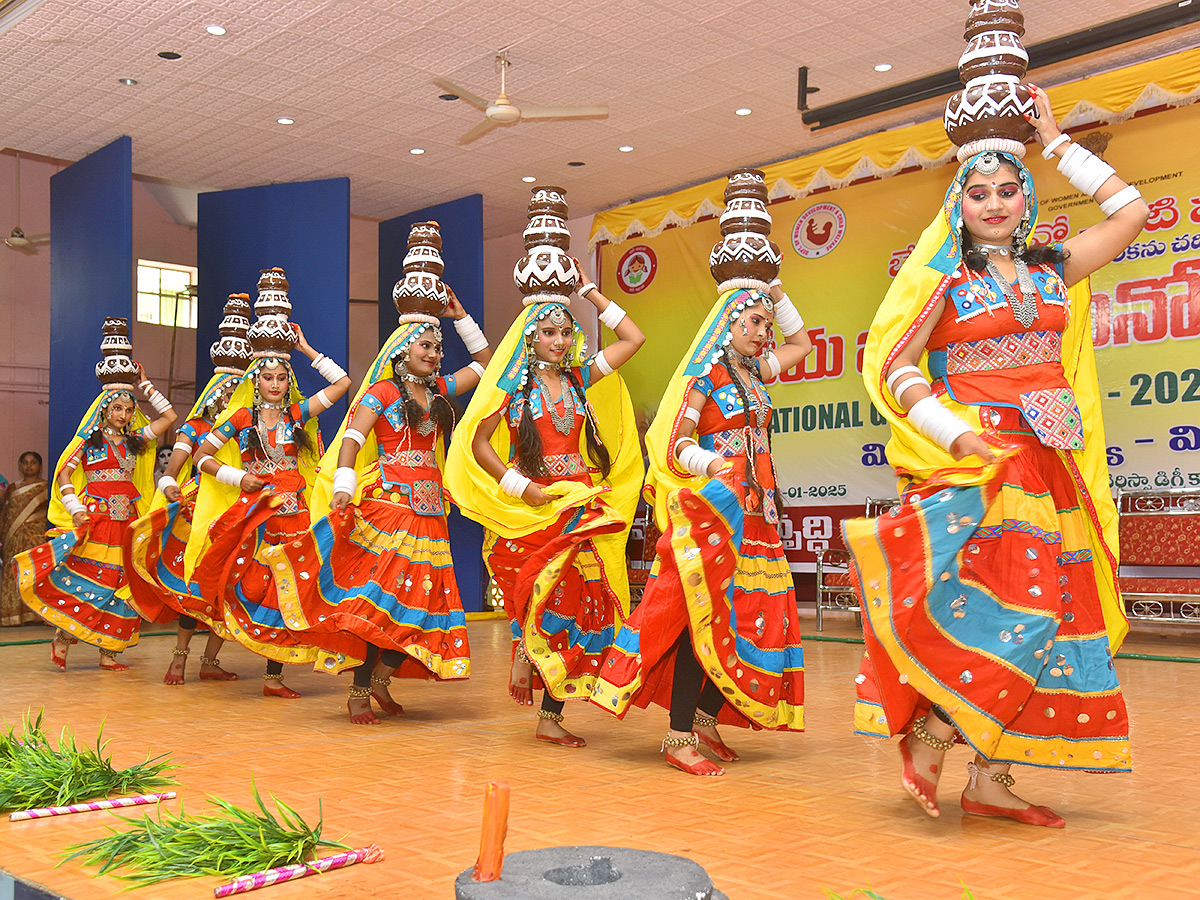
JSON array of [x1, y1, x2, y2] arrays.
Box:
[[157, 50, 182, 60], [276, 117, 294, 125], [410, 148, 425, 155], [522, 176, 537, 183], [618, 145, 633, 153], [735, 107, 752, 116], [439, 93, 459, 101], [117, 77, 138, 86], [567, 161, 585, 167], [874, 63, 893, 72], [205, 25, 227, 36]]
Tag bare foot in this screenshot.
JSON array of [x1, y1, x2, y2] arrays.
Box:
[[348, 694, 380, 725], [899, 726, 950, 818], [961, 758, 1065, 827], [535, 716, 586, 747], [198, 659, 238, 681], [50, 636, 70, 670], [663, 733, 723, 776], [370, 674, 404, 717], [164, 652, 187, 684], [694, 722, 739, 762], [509, 653, 534, 706], [99, 652, 130, 672], [263, 677, 301, 699]]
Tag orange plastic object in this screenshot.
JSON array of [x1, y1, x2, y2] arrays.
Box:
[[471, 781, 511, 882]]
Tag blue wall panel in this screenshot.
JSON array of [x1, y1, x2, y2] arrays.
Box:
[[196, 178, 350, 430], [49, 136, 133, 459], [378, 195, 486, 611]]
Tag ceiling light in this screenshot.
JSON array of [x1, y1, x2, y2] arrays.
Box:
[[874, 63, 893, 72], [735, 107, 752, 116], [117, 77, 138, 86], [276, 117, 294, 125], [157, 50, 182, 60], [618, 145, 633, 153], [522, 176, 537, 183], [205, 24, 227, 35], [567, 161, 585, 167], [409, 148, 425, 155]]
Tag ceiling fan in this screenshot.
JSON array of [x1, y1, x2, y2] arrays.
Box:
[[434, 50, 609, 145], [5, 153, 49, 254]]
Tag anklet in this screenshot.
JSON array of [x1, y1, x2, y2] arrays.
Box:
[[693, 712, 719, 728], [199, 655, 220, 666], [171, 647, 190, 657], [370, 674, 392, 687], [516, 643, 532, 663], [98, 648, 119, 659], [911, 715, 955, 751], [661, 733, 699, 751], [966, 760, 1016, 789], [55, 628, 78, 645], [348, 685, 372, 698], [536, 709, 564, 723], [262, 672, 285, 682]]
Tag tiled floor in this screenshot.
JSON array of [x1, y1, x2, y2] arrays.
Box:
[[0, 616, 1198, 899]]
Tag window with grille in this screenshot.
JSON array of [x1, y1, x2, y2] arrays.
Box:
[[136, 260, 198, 328]]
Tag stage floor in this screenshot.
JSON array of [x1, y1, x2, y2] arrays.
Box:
[[1, 616, 1198, 900]]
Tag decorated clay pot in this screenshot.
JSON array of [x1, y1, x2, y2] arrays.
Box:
[[514, 246, 579, 300], [709, 233, 782, 285], [723, 168, 769, 204], [211, 293, 253, 374], [393, 221, 449, 321], [407, 221, 443, 252], [719, 198, 773, 236], [254, 267, 292, 319], [527, 186, 569, 219], [945, 80, 1036, 147], [523, 214, 572, 251], [95, 317, 139, 386]]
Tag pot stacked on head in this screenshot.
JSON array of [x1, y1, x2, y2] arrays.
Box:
[[95, 317, 140, 390], [211, 294, 253, 375], [944, 0, 1037, 161], [513, 185, 579, 306], [246, 267, 298, 359], [709, 168, 782, 293], [392, 221, 449, 325]]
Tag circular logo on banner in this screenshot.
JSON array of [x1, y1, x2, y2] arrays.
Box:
[[616, 245, 657, 293], [791, 203, 847, 259]]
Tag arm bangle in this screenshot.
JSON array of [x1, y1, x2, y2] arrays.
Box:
[[577, 281, 598, 299], [1099, 184, 1143, 217], [499, 468, 531, 499], [331, 466, 357, 499], [773, 295, 804, 336], [214, 464, 246, 488], [761, 351, 782, 381], [313, 388, 331, 409], [598, 301, 626, 329], [343, 428, 367, 448], [592, 349, 614, 377], [908, 395, 972, 452], [312, 354, 347, 383], [681, 407, 701, 425], [468, 361, 486, 378], [62, 493, 86, 517], [885, 365, 925, 396], [453, 315, 489, 354], [157, 475, 179, 494], [1041, 133, 1070, 159], [676, 441, 723, 477]]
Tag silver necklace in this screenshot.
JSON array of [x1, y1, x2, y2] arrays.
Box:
[[102, 435, 137, 477], [532, 359, 562, 371], [975, 241, 1011, 257], [535, 369, 576, 436], [984, 258, 1040, 327], [259, 400, 283, 410], [256, 419, 287, 464]]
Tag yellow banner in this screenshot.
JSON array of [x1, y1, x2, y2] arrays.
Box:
[[601, 101, 1200, 569]]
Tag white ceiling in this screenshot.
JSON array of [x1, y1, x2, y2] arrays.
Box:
[[0, 0, 1189, 237]]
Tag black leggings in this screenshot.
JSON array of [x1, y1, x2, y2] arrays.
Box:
[[351, 645, 405, 688], [668, 635, 724, 732], [541, 693, 565, 716], [179, 615, 198, 630]]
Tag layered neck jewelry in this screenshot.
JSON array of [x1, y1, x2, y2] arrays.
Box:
[[532, 358, 564, 371], [533, 368, 576, 436], [984, 258, 1040, 328], [974, 241, 1012, 257], [256, 418, 287, 464], [258, 399, 283, 410], [401, 373, 430, 384]]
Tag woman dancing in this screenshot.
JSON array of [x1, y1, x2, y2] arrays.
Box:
[[189, 269, 352, 698], [17, 319, 176, 669], [126, 294, 252, 684], [1, 452, 50, 627], [270, 225, 491, 724], [847, 85, 1148, 826], [446, 188, 644, 746]]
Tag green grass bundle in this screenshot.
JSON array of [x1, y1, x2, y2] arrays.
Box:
[[63, 783, 346, 884], [0, 709, 175, 812]]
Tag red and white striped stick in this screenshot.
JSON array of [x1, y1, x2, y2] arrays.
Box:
[[213, 845, 384, 897], [8, 791, 176, 821]]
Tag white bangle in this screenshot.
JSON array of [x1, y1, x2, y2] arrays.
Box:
[[908, 395, 973, 451], [892, 374, 929, 404], [312, 354, 347, 383], [140, 424, 157, 440], [313, 388, 331, 408], [676, 440, 723, 477], [468, 361, 487, 378], [761, 351, 782, 381], [885, 365, 925, 396], [773, 295, 804, 336], [343, 428, 367, 448], [598, 301, 626, 329], [62, 493, 85, 517], [1099, 185, 1143, 217], [138, 379, 153, 392], [499, 468, 531, 499], [331, 466, 357, 499], [147, 391, 172, 415], [1041, 133, 1071, 159], [768, 277, 783, 288], [577, 281, 598, 298], [158, 474, 179, 494], [592, 348, 614, 377], [1057, 143, 1115, 196], [681, 406, 701, 425], [59, 483, 76, 495], [172, 440, 192, 454], [214, 464, 246, 488], [453, 315, 489, 354]]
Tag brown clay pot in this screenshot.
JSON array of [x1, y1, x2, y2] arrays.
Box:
[[527, 186, 569, 220], [945, 80, 1036, 146], [709, 234, 782, 285]]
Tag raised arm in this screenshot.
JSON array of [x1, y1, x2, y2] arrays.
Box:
[[1024, 86, 1149, 287], [444, 287, 493, 396], [763, 281, 812, 377], [294, 325, 353, 414], [573, 261, 645, 383], [156, 430, 195, 502], [136, 364, 177, 437]]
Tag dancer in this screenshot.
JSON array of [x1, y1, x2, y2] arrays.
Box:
[[16, 318, 176, 669], [269, 222, 491, 724], [445, 186, 644, 747], [0, 452, 49, 626], [125, 294, 253, 684], [590, 169, 810, 776], [189, 268, 352, 698], [847, 3, 1148, 828]]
